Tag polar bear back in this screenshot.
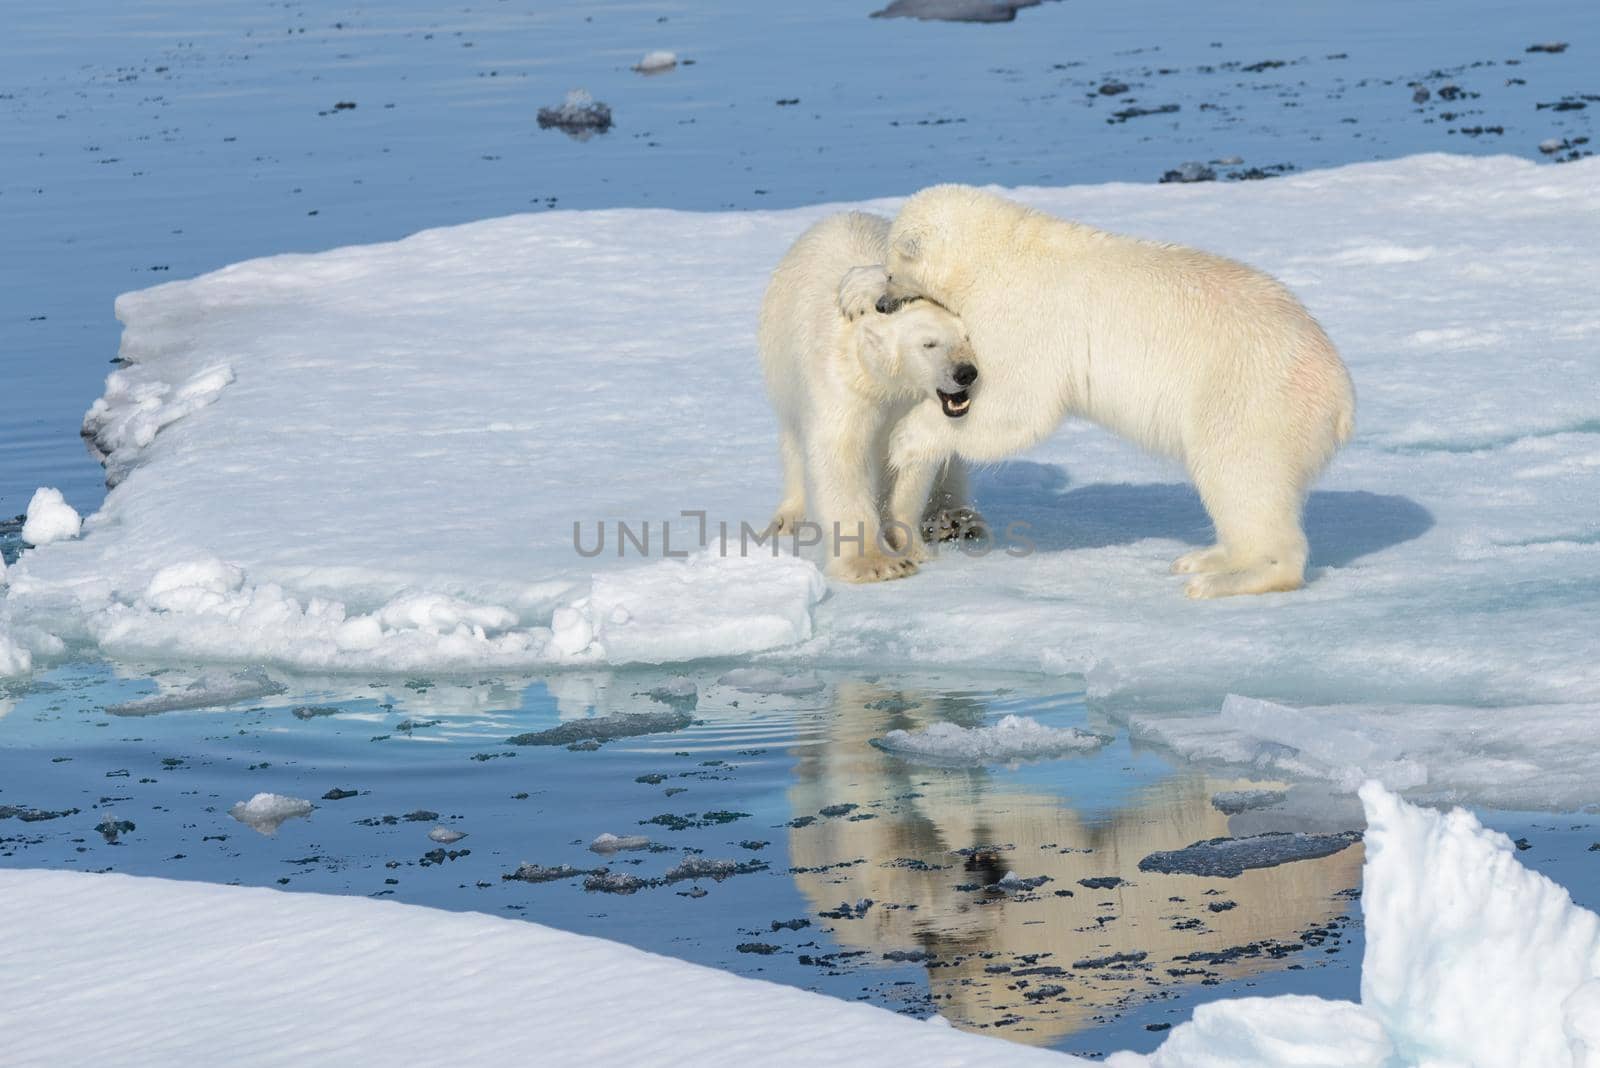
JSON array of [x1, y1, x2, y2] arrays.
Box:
[[884, 185, 1355, 469]]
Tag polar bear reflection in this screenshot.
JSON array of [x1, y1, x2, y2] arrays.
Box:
[[786, 681, 1361, 1045]]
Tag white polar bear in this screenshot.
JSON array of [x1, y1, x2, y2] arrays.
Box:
[[840, 184, 1355, 598], [760, 212, 983, 583]]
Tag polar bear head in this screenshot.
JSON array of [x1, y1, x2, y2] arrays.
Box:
[[856, 299, 978, 418], [879, 184, 1023, 313]]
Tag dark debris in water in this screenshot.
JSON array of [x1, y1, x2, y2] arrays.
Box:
[[0, 806, 80, 822], [508, 710, 692, 747], [1139, 831, 1361, 878], [504, 862, 594, 884], [642, 810, 749, 831]]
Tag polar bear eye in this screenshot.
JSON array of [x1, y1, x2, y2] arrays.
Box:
[[922, 340, 938, 349]]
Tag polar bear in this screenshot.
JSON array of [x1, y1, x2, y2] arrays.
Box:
[[839, 184, 1355, 598], [761, 212, 982, 583]]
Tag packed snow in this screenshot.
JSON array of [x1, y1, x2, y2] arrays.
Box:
[[4, 786, 1597, 1065], [20, 487, 80, 545], [2, 154, 1599, 813], [873, 713, 1108, 764]]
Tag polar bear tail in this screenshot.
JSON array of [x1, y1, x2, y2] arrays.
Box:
[[1334, 405, 1355, 446]]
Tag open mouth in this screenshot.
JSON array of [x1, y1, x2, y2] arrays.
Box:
[[937, 389, 971, 418]]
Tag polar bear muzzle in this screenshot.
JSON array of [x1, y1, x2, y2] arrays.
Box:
[[937, 389, 971, 418]]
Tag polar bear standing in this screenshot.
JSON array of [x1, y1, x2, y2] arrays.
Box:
[[841, 185, 1355, 599], [761, 212, 981, 583]]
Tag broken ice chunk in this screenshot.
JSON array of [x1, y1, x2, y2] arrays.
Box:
[[229, 793, 313, 836]]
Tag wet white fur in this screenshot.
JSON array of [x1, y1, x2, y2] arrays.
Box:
[[839, 184, 1355, 598], [760, 212, 977, 583]]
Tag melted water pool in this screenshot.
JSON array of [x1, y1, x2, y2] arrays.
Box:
[[0, 661, 1378, 1057]]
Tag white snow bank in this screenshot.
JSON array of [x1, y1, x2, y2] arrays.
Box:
[[874, 713, 1108, 764], [0, 868, 1081, 1068], [1358, 782, 1600, 1066], [4, 787, 1596, 1066], [1129, 995, 1394, 1067], [1106, 783, 1600, 1066], [0, 625, 30, 676], [2, 153, 1597, 809], [20, 487, 80, 545]]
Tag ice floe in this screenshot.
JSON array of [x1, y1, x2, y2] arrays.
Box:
[[1, 155, 1597, 817]]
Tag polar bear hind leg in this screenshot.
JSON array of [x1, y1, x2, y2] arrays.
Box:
[[1182, 456, 1310, 599]]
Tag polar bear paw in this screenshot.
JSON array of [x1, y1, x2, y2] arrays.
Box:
[[831, 552, 919, 584], [1170, 544, 1232, 575], [838, 264, 889, 321], [1184, 564, 1304, 599], [923, 507, 988, 544], [768, 508, 806, 536]]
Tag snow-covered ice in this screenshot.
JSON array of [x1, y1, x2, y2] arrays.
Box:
[[1, 154, 1598, 813], [20, 487, 80, 545], [228, 792, 314, 836], [873, 714, 1108, 764], [5, 786, 1597, 1066]]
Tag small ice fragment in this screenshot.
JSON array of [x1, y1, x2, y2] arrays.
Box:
[[536, 90, 613, 138], [645, 676, 698, 710], [994, 871, 1051, 890], [633, 50, 678, 75], [105, 671, 284, 722], [872, 714, 1107, 765], [871, 0, 1043, 23], [21, 488, 81, 545], [1161, 162, 1217, 184], [716, 668, 823, 695], [1211, 788, 1288, 815], [589, 832, 651, 853], [229, 793, 313, 836], [428, 826, 467, 844]]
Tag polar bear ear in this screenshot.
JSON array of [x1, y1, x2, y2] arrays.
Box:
[[893, 231, 923, 262], [858, 317, 901, 381]]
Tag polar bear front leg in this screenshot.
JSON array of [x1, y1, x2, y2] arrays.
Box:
[[837, 265, 890, 322], [885, 403, 960, 562], [809, 419, 918, 584], [922, 457, 989, 543]]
